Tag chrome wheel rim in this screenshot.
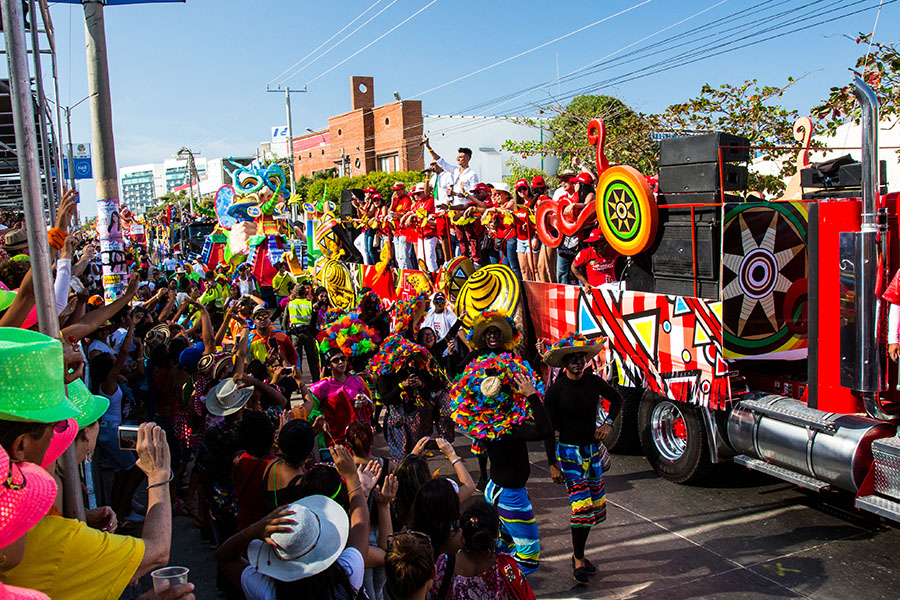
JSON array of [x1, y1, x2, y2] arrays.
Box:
[[650, 400, 687, 462]]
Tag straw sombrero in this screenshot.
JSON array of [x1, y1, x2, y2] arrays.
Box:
[[467, 311, 521, 351], [542, 332, 606, 367]]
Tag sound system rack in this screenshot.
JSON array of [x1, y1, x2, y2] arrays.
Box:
[[625, 132, 750, 300]]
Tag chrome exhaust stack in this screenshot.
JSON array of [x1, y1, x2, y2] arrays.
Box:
[[840, 77, 895, 420]]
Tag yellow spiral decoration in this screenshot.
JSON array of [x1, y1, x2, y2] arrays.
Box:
[[454, 264, 520, 327], [316, 258, 357, 311]]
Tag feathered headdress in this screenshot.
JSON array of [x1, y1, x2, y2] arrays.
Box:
[[316, 311, 381, 358]]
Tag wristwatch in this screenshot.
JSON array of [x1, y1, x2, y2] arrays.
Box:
[[603, 417, 614, 426]]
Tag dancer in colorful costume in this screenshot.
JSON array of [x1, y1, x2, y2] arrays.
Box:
[[368, 334, 449, 463], [450, 353, 550, 574], [542, 333, 623, 584], [306, 314, 380, 443]]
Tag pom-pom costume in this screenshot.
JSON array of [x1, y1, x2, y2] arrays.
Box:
[[452, 352, 551, 575], [368, 334, 449, 462]]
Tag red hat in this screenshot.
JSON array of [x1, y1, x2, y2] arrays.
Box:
[[514, 179, 529, 190], [363, 187, 376, 193], [372, 193, 383, 201], [392, 182, 406, 191], [576, 172, 594, 185], [584, 227, 604, 243], [472, 183, 491, 193], [531, 175, 547, 188]]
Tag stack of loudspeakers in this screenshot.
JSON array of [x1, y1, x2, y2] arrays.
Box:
[[650, 132, 749, 300]]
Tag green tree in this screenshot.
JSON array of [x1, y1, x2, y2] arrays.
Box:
[[659, 77, 819, 196], [502, 161, 557, 192], [811, 34, 899, 157], [503, 95, 659, 175], [304, 170, 426, 206]]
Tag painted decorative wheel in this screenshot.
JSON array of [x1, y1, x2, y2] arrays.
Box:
[[650, 400, 687, 462], [721, 202, 807, 357], [595, 165, 658, 256]]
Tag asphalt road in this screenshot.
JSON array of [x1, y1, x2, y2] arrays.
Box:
[[124, 437, 900, 600]]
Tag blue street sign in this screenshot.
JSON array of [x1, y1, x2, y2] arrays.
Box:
[[63, 158, 93, 180]]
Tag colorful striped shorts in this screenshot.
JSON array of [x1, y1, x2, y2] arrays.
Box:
[[557, 442, 608, 528]]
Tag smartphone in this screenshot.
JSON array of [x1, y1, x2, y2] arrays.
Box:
[[118, 424, 140, 451], [318, 447, 333, 464]]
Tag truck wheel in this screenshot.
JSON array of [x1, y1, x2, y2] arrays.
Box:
[[601, 385, 641, 452], [639, 393, 712, 484]]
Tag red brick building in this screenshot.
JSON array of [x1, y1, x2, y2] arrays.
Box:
[[293, 76, 424, 178]]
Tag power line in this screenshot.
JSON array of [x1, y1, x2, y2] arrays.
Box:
[[409, 0, 653, 98], [304, 0, 440, 87], [272, 0, 398, 87]]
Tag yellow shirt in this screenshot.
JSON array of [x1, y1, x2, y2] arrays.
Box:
[[1, 514, 145, 600]]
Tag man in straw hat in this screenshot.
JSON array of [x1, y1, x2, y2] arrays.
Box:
[[0, 329, 175, 599], [542, 332, 623, 584]]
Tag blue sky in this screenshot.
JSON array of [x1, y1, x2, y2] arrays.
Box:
[[47, 0, 897, 218]]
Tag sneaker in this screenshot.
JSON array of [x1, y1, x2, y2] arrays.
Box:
[[124, 511, 145, 523], [475, 477, 487, 494]]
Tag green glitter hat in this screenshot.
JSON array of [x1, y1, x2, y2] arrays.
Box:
[[66, 378, 109, 428], [0, 328, 78, 423]]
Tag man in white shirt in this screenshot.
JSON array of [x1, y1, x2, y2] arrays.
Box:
[[162, 255, 177, 276], [423, 138, 479, 206], [427, 160, 456, 260]]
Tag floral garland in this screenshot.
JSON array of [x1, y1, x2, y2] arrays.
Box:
[[356, 289, 382, 313], [466, 311, 521, 351], [316, 312, 381, 358], [450, 353, 545, 441], [391, 293, 428, 335], [547, 332, 606, 352], [320, 306, 346, 329], [366, 334, 448, 385]]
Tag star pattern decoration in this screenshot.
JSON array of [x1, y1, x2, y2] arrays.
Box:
[[608, 187, 637, 236], [722, 212, 805, 337]]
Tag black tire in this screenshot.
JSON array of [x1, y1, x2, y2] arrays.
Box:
[[602, 385, 641, 452], [638, 391, 713, 484]]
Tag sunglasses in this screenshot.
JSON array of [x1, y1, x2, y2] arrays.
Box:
[[330, 355, 347, 364], [254, 313, 271, 320]]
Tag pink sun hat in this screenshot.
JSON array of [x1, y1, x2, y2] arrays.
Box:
[[0, 581, 50, 600], [0, 445, 57, 548], [40, 418, 79, 470]]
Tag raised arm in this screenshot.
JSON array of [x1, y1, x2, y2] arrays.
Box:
[[62, 273, 140, 342]]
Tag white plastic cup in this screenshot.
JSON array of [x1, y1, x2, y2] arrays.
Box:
[[151, 566, 190, 591]]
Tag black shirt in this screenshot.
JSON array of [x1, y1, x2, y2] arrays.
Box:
[[485, 392, 552, 489], [543, 372, 623, 466]]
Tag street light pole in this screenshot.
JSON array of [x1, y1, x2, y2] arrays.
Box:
[[0, 0, 85, 522], [84, 0, 125, 302], [267, 85, 306, 220]]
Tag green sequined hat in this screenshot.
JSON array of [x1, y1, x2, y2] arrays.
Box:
[[0, 328, 78, 422], [66, 378, 109, 428]]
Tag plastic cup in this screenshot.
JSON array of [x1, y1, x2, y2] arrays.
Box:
[[151, 566, 189, 591]]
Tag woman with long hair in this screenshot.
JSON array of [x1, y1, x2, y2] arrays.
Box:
[[513, 179, 538, 281]]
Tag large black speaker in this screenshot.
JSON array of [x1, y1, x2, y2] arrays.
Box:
[[659, 132, 750, 166], [654, 276, 719, 300], [651, 219, 719, 279], [340, 188, 363, 219], [658, 163, 748, 193]]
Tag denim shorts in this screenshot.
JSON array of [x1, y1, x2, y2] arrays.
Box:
[[516, 238, 530, 254]]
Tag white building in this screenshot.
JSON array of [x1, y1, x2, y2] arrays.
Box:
[[752, 117, 899, 194], [423, 115, 559, 184], [120, 163, 164, 214]]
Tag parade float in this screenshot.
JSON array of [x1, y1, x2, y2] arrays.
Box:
[[316, 78, 900, 523]]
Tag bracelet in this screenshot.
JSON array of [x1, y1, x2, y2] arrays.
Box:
[[147, 472, 174, 489], [451, 458, 462, 466], [347, 483, 364, 496]]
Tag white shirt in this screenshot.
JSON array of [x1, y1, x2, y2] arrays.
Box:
[[552, 186, 567, 202], [240, 547, 365, 600], [163, 257, 176, 271], [436, 157, 479, 208], [422, 307, 458, 358], [430, 170, 455, 210]]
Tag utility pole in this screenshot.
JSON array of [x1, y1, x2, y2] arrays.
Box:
[[267, 85, 306, 220], [27, 0, 56, 222], [0, 0, 85, 522], [84, 0, 125, 301]]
